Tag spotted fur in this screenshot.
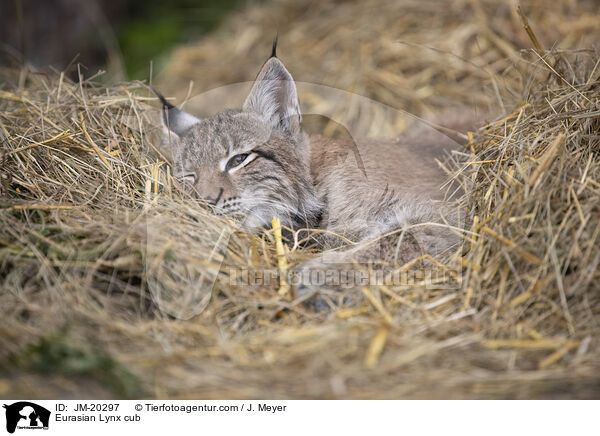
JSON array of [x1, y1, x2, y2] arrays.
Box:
[[159, 52, 467, 294]]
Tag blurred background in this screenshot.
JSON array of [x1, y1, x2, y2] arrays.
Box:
[[0, 0, 253, 79], [2, 0, 599, 121]]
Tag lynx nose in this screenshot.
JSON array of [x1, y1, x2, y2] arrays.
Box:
[[204, 188, 224, 206]]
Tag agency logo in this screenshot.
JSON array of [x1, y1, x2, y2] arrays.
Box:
[[3, 402, 50, 434]]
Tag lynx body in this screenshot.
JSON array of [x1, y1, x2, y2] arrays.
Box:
[[158, 48, 465, 301]]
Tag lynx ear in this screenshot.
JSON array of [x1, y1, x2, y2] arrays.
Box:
[[243, 57, 301, 134], [154, 89, 200, 137]]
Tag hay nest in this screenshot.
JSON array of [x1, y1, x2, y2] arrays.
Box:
[[1, 0, 599, 399]]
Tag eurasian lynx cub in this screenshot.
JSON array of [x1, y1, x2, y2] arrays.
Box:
[[158, 46, 465, 303]]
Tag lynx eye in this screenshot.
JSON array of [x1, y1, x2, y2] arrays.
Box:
[[225, 152, 257, 172]]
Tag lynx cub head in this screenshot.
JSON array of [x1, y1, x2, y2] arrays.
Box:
[[159, 54, 321, 230]]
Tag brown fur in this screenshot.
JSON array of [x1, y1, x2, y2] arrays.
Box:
[[159, 55, 469, 302]]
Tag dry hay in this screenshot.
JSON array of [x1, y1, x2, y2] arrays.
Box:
[[1, 0, 600, 399], [157, 0, 600, 117]]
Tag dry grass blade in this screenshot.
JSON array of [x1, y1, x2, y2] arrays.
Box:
[[364, 326, 389, 369], [516, 3, 545, 51], [272, 217, 290, 297], [1, 0, 599, 400], [528, 133, 565, 187]]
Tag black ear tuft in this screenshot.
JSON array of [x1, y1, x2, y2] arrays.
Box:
[[151, 87, 175, 110], [152, 87, 200, 137], [152, 87, 176, 128], [270, 34, 278, 59]]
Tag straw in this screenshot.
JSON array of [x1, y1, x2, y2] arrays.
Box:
[[1, 0, 599, 399]]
